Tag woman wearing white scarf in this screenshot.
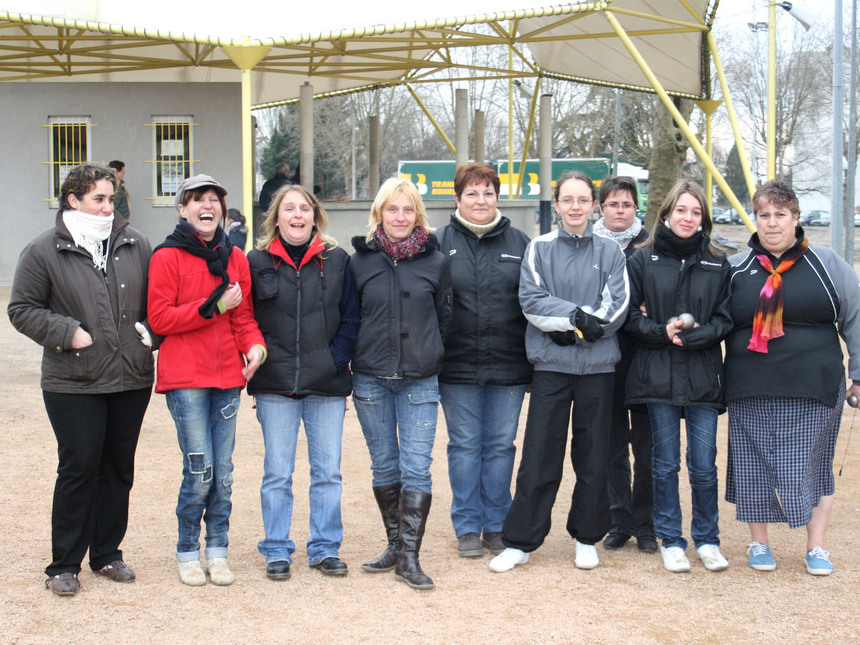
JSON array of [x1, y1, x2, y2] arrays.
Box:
[[591, 176, 658, 556], [8, 163, 156, 597]]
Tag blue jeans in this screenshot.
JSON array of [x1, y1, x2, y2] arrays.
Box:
[[352, 374, 439, 494], [255, 393, 346, 565], [439, 383, 527, 537], [648, 403, 720, 551], [166, 387, 241, 561]]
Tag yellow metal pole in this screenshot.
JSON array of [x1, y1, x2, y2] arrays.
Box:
[[516, 77, 541, 199], [767, 0, 777, 179], [508, 45, 514, 200], [406, 85, 455, 154], [606, 12, 755, 231], [222, 36, 270, 252], [708, 32, 757, 200], [696, 99, 722, 207]]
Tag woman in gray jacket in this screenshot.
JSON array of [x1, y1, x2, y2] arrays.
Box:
[[8, 163, 155, 597]]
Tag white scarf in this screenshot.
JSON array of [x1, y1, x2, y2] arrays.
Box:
[[63, 209, 114, 271], [592, 217, 643, 250]]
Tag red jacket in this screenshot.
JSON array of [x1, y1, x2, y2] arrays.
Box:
[[148, 244, 265, 393]]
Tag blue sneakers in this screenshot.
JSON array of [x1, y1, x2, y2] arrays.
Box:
[[747, 542, 776, 571], [805, 547, 834, 576]]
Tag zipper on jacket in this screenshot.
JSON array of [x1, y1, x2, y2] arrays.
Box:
[[293, 267, 302, 393], [392, 257, 402, 375]]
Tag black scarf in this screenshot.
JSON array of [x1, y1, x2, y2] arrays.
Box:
[[654, 223, 705, 259], [155, 220, 233, 319]]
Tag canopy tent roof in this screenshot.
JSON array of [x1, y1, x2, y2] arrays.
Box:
[[0, 0, 718, 105]]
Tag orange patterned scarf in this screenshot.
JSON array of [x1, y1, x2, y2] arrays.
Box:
[[747, 237, 809, 353]]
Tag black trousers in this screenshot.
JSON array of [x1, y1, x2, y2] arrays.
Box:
[[606, 370, 654, 537], [42, 387, 151, 576], [502, 370, 613, 551]]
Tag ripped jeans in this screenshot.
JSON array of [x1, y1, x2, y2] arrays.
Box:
[[166, 387, 241, 561]]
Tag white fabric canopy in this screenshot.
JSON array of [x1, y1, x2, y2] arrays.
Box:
[[0, 0, 716, 103]]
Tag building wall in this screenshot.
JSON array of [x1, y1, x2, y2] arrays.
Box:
[[0, 82, 242, 284]]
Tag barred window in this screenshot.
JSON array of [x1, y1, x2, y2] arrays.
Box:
[[150, 116, 195, 206], [46, 116, 91, 207]]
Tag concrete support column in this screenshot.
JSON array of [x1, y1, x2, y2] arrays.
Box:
[[369, 115, 380, 195], [455, 88, 469, 168], [474, 109, 485, 165], [300, 82, 314, 189], [538, 93, 553, 234]]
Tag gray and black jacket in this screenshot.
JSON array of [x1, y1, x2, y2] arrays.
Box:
[[518, 223, 629, 375]]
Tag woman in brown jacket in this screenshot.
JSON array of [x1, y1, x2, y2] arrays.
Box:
[[8, 163, 156, 597]]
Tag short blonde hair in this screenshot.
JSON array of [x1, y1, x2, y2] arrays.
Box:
[[256, 184, 337, 252], [366, 177, 430, 241]]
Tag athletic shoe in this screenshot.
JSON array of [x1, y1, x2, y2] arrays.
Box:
[[660, 546, 691, 573], [206, 558, 235, 586], [696, 544, 729, 571], [457, 532, 484, 558], [805, 547, 834, 576], [574, 542, 599, 569], [178, 560, 206, 586], [488, 547, 529, 573], [747, 542, 776, 571]]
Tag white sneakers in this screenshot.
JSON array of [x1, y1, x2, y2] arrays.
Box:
[[696, 544, 729, 571], [489, 543, 600, 572], [574, 542, 599, 570], [178, 560, 206, 586], [206, 557, 235, 585], [488, 547, 529, 572], [660, 546, 691, 573], [660, 545, 729, 572]]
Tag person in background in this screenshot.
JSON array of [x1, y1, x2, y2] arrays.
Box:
[[226, 209, 248, 250], [350, 177, 452, 591], [8, 163, 155, 596], [108, 160, 130, 220], [259, 162, 291, 212], [489, 171, 629, 574], [148, 174, 266, 587], [592, 176, 657, 554], [435, 163, 531, 559], [725, 180, 860, 576], [247, 184, 359, 582], [623, 180, 732, 574]]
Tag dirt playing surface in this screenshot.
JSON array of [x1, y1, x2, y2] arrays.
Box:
[[1, 224, 859, 644]]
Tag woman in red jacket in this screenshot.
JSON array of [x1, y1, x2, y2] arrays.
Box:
[[148, 175, 265, 587]]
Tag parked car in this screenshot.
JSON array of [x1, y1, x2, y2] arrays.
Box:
[[712, 207, 728, 223], [854, 213, 860, 227], [807, 210, 831, 226]]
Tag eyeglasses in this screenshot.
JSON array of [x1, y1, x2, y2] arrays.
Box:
[[604, 202, 635, 210], [557, 197, 594, 207]]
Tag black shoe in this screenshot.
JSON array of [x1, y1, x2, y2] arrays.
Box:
[[266, 560, 291, 581], [603, 533, 631, 550], [637, 536, 659, 552], [311, 557, 348, 577]]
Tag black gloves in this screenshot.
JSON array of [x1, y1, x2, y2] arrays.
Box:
[[548, 330, 580, 346], [572, 309, 607, 343]]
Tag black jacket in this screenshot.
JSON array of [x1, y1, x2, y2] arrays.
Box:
[[435, 215, 532, 385], [247, 238, 357, 397], [623, 234, 732, 410], [350, 234, 452, 379]]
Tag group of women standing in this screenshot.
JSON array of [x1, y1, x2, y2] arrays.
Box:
[[9, 161, 858, 597]]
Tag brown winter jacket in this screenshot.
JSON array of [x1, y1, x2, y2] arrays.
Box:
[[8, 212, 155, 394]]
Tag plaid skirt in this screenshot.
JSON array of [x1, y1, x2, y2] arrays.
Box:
[[725, 381, 844, 528]]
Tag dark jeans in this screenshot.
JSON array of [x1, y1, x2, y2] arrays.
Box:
[[502, 371, 613, 551], [606, 399, 654, 538], [43, 387, 152, 576]]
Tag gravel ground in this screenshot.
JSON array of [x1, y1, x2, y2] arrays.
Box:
[[1, 227, 859, 643]]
